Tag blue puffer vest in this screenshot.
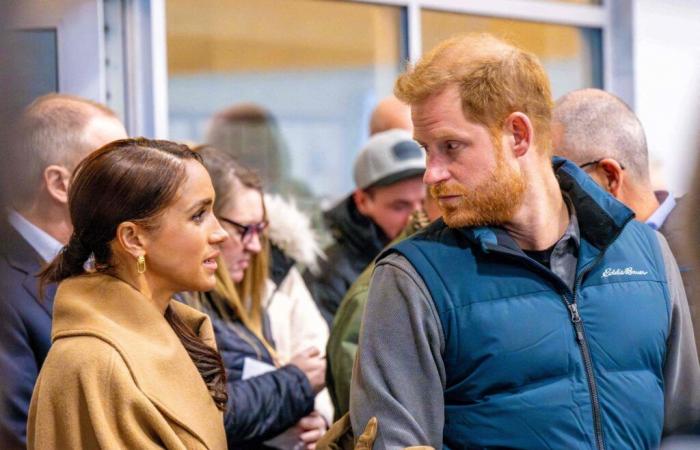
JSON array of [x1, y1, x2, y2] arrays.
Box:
[[386, 158, 671, 450]]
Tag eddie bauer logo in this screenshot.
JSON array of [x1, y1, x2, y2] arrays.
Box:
[[602, 267, 649, 278]]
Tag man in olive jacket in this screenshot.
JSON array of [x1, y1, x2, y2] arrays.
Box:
[[327, 210, 431, 418]]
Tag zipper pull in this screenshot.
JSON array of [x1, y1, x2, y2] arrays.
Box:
[[567, 303, 585, 342], [567, 302, 582, 323]]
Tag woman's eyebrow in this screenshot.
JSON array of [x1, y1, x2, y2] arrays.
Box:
[[186, 198, 213, 213]]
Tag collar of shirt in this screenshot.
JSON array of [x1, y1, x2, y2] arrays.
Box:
[[646, 190, 676, 230], [549, 194, 581, 290], [559, 193, 581, 249], [7, 210, 63, 263]]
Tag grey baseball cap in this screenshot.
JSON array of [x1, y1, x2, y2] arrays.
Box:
[[353, 129, 425, 190]]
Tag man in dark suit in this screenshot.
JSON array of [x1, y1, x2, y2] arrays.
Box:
[[0, 94, 127, 449], [552, 88, 700, 357]]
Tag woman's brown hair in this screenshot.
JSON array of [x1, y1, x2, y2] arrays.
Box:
[[39, 137, 228, 410]]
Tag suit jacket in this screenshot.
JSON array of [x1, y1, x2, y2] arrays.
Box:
[[0, 223, 56, 450], [27, 273, 226, 449]]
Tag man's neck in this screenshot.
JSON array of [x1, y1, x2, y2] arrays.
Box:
[[503, 164, 569, 251], [17, 203, 72, 245], [624, 187, 660, 223]]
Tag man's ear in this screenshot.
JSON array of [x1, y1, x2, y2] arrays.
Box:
[[44, 165, 71, 205], [504, 112, 533, 158], [115, 221, 148, 260], [596, 158, 624, 198], [353, 189, 373, 216]]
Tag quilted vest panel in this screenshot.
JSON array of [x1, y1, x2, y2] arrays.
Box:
[[389, 219, 669, 450]]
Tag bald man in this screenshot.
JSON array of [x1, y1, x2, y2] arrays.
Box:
[[0, 94, 127, 449], [552, 88, 700, 358], [552, 89, 661, 221], [369, 95, 412, 135]]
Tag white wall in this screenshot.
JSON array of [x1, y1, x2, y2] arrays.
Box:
[[634, 0, 700, 194]]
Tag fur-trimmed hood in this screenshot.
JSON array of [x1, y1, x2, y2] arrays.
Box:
[[264, 194, 324, 274]]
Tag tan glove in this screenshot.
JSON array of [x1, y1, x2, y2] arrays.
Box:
[[354, 417, 377, 450], [315, 415, 375, 450], [316, 414, 432, 450]]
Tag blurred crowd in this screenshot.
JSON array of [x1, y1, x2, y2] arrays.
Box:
[[1, 32, 699, 450]]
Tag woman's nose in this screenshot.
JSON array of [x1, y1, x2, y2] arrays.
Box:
[[211, 219, 229, 244], [245, 231, 263, 253]]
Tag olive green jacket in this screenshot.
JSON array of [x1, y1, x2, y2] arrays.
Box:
[[326, 211, 429, 418]]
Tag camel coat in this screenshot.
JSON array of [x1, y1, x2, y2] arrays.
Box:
[[27, 273, 227, 450]]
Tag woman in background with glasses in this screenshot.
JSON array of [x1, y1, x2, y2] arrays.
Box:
[[185, 145, 327, 449]]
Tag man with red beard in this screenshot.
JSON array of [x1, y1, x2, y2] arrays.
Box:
[[349, 34, 700, 449]]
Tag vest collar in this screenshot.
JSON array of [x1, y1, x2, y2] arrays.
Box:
[[552, 157, 634, 250]]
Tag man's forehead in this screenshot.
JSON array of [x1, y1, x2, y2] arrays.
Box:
[[411, 93, 482, 137], [412, 86, 460, 112], [413, 119, 488, 144]]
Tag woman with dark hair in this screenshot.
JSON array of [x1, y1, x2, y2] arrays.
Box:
[[186, 145, 327, 449], [27, 138, 228, 449]]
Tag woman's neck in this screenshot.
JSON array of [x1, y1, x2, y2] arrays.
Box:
[[110, 266, 172, 314]]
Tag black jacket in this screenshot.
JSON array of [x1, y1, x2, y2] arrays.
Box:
[[196, 293, 315, 449], [303, 196, 388, 326]]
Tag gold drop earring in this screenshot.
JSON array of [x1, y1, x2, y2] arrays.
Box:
[[136, 255, 147, 274]]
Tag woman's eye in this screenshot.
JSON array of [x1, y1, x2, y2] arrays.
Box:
[[192, 210, 206, 223]]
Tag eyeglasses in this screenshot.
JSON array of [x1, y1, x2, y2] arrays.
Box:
[[218, 217, 268, 243], [578, 159, 626, 171]]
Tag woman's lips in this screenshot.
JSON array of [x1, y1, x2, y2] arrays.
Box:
[[203, 258, 218, 271], [203, 251, 220, 271]]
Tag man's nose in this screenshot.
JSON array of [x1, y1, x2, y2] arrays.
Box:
[[423, 162, 450, 186]]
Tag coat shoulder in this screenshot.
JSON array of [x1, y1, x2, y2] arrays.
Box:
[[41, 335, 125, 383]]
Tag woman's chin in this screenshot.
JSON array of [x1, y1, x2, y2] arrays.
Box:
[[201, 276, 217, 291], [229, 270, 244, 284], [184, 276, 216, 294]]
